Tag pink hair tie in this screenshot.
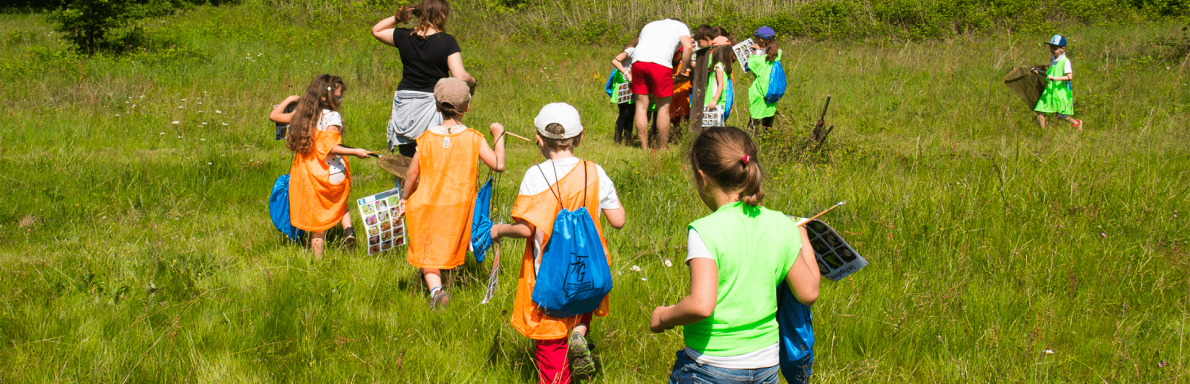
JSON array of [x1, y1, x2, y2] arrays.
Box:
[[742, 155, 751, 165]]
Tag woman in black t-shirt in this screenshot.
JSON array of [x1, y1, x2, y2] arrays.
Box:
[[372, 0, 476, 157]]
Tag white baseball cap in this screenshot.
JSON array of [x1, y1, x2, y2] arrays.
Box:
[[534, 103, 584, 139]]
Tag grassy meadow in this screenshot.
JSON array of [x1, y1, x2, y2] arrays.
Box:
[[1, 1, 1189, 382]]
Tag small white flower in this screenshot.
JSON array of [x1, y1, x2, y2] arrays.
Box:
[[115, 114, 120, 117], [630, 265, 641, 272], [181, 99, 187, 101], [171, 121, 179, 124], [641, 277, 647, 281], [207, 162, 212, 165], [216, 110, 222, 114], [178, 105, 184, 109], [222, 123, 228, 126], [177, 136, 182, 139], [663, 259, 673, 267], [200, 138, 205, 141], [202, 122, 207, 125], [1043, 349, 1055, 355], [159, 132, 165, 135], [132, 104, 137, 108]]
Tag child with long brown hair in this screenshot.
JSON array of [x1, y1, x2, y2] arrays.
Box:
[[287, 74, 375, 259], [650, 126, 820, 384]]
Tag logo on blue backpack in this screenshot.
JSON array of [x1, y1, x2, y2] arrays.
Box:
[[565, 253, 594, 298]]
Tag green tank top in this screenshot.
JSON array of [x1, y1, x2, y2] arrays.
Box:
[[685, 202, 802, 356]]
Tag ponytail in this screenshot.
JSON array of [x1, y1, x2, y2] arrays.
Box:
[[689, 126, 765, 206]]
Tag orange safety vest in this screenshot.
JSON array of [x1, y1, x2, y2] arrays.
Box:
[[405, 127, 482, 270], [510, 160, 610, 340], [289, 130, 350, 232]]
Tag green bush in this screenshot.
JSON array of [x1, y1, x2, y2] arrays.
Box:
[[47, 0, 136, 55]]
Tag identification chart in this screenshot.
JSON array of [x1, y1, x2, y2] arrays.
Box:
[[795, 217, 868, 281], [357, 187, 407, 255]]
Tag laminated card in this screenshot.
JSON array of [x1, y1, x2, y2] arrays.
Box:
[[357, 187, 407, 255], [792, 217, 867, 281]]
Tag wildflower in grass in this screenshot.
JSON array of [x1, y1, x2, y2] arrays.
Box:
[[664, 259, 673, 267], [172, 121, 180, 124], [630, 265, 641, 272], [216, 110, 222, 114]]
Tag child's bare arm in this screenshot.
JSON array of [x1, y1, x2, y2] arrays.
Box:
[[371, 16, 397, 46], [650, 258, 718, 332], [491, 220, 532, 241], [396, 153, 421, 219], [784, 226, 821, 306], [602, 207, 626, 229], [477, 123, 505, 172], [268, 95, 299, 124], [711, 67, 726, 108], [612, 52, 632, 83]]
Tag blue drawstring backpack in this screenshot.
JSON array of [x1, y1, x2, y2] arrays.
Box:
[[268, 174, 305, 242], [764, 61, 787, 104], [604, 69, 618, 97], [470, 177, 495, 263], [724, 77, 735, 120], [531, 162, 613, 318], [777, 281, 815, 383]]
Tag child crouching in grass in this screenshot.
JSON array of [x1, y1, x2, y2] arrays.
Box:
[[650, 126, 820, 384], [491, 103, 626, 383], [287, 75, 374, 259], [398, 77, 505, 310]]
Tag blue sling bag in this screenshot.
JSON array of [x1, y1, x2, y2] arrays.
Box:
[[764, 61, 787, 104], [268, 174, 305, 242], [777, 281, 815, 383]]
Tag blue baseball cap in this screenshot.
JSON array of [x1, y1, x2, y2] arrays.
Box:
[[1045, 34, 1067, 47], [753, 26, 776, 40]]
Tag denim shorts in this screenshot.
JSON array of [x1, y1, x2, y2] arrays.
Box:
[[667, 350, 780, 384]]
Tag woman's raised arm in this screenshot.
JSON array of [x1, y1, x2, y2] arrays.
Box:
[[371, 16, 397, 47]]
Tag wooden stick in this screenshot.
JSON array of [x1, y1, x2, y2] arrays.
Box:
[[502, 131, 532, 142], [807, 201, 846, 222]]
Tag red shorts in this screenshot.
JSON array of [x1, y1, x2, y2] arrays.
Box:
[[630, 61, 674, 98]]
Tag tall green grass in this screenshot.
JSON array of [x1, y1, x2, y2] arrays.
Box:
[[1, 1, 1188, 382]]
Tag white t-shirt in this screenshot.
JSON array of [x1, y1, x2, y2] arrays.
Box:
[[1052, 54, 1073, 75], [621, 47, 637, 72], [634, 19, 690, 68], [684, 227, 779, 368], [317, 110, 347, 185], [520, 157, 621, 271]]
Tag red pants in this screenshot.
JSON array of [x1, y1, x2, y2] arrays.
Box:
[[534, 313, 593, 384]]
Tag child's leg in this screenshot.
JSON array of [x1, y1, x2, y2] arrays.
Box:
[[1036, 112, 1047, 129], [762, 116, 775, 128], [572, 312, 593, 337], [311, 231, 326, 259], [536, 338, 571, 384], [423, 268, 443, 291], [615, 103, 634, 143]]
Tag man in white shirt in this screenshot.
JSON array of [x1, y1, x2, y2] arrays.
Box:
[[630, 18, 693, 152]]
